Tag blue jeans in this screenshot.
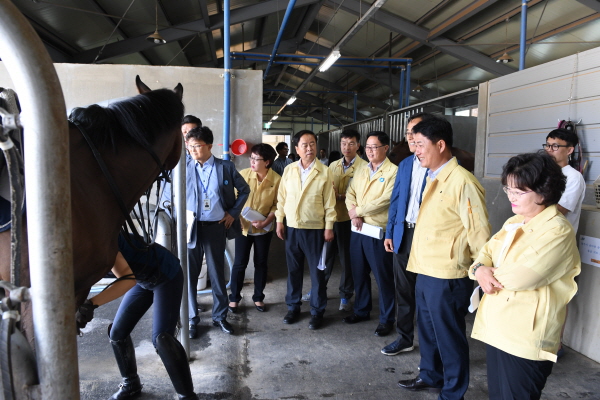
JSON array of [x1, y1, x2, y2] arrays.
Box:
[[109, 269, 183, 346]]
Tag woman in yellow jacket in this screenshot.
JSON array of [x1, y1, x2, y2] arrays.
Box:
[[470, 152, 580, 400], [229, 144, 281, 313]]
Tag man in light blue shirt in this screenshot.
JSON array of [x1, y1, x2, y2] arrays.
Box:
[[184, 126, 250, 338]]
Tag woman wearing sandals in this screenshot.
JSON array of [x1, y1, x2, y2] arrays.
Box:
[[229, 143, 281, 313]]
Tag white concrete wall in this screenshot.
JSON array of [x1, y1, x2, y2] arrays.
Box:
[[0, 62, 263, 170], [477, 47, 600, 362]]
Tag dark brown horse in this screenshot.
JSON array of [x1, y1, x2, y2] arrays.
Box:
[[0, 76, 184, 345], [388, 138, 475, 172]]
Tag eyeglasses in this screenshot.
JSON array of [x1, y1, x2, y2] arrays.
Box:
[[250, 157, 264, 162], [502, 186, 533, 197], [542, 143, 570, 151], [364, 145, 386, 151], [187, 144, 207, 151]]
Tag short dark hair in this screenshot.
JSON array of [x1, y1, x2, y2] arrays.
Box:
[[182, 115, 201, 127], [341, 129, 361, 142], [407, 112, 436, 124], [546, 128, 578, 147], [186, 126, 213, 144], [501, 151, 566, 207], [251, 143, 277, 169], [275, 142, 289, 151], [366, 131, 390, 146], [292, 130, 317, 147], [412, 117, 453, 148]]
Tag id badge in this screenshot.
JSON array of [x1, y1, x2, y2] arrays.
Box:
[[203, 198, 211, 211]]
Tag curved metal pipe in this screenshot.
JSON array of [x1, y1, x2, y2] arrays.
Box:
[[262, 0, 298, 79], [0, 1, 78, 399]]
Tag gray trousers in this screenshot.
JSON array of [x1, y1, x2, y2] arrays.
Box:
[[187, 222, 228, 325]]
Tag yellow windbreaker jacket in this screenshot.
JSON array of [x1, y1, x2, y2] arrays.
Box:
[[329, 157, 368, 222], [470, 205, 581, 362], [407, 157, 490, 279], [238, 168, 280, 235], [276, 159, 336, 229], [345, 158, 397, 230]]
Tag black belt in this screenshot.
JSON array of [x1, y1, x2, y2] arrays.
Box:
[[197, 220, 219, 226], [405, 222, 416, 229]]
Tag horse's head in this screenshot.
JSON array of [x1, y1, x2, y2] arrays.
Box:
[[388, 139, 412, 166], [135, 75, 184, 170]]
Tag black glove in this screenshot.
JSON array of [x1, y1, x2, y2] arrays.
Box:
[[76, 299, 98, 331]]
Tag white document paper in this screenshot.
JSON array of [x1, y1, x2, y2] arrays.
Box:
[[468, 285, 481, 313], [241, 206, 272, 232], [351, 222, 384, 240], [579, 235, 600, 268], [186, 210, 195, 243], [317, 242, 328, 270]]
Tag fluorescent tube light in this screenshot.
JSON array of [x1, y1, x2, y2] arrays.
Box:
[[286, 96, 297, 105], [319, 50, 341, 72], [272, 115, 279, 120]]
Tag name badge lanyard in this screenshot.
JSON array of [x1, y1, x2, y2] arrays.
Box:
[[198, 163, 213, 211]]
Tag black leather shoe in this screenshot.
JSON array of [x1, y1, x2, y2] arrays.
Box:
[[342, 313, 370, 324], [397, 377, 441, 393], [308, 315, 323, 330], [188, 324, 197, 339], [228, 305, 239, 314], [255, 303, 266, 312], [212, 320, 234, 335], [374, 323, 393, 337], [283, 310, 300, 324]]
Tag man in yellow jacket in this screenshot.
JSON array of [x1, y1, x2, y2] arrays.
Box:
[[397, 117, 490, 399], [344, 131, 397, 337], [276, 130, 336, 330]]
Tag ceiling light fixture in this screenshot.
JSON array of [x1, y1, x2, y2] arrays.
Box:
[[412, 82, 424, 92], [147, 0, 166, 44], [286, 96, 297, 105], [318, 50, 341, 72], [495, 18, 512, 63], [272, 115, 279, 120]]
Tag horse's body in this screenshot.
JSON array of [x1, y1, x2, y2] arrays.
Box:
[[388, 138, 475, 172], [0, 77, 184, 344]]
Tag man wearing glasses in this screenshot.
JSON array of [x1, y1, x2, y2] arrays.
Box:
[[184, 126, 250, 338], [543, 129, 585, 232], [397, 117, 490, 398], [343, 131, 397, 337]]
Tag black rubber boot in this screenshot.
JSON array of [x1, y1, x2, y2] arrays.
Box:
[[109, 325, 142, 399], [155, 332, 198, 400]]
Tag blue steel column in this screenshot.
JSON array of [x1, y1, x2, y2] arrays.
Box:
[[263, 0, 297, 79], [399, 67, 405, 108], [520, 1, 528, 71], [223, 0, 231, 160], [405, 62, 412, 107]]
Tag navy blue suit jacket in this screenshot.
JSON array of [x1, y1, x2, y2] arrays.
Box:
[[385, 155, 426, 253]]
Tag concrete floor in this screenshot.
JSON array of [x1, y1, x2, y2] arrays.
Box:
[[78, 239, 600, 400]]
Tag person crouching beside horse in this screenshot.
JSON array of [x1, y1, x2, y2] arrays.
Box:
[[76, 233, 198, 400]]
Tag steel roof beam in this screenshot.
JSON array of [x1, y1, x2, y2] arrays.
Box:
[[576, 0, 600, 13], [198, 0, 219, 67], [327, 0, 514, 76], [71, 0, 320, 63]]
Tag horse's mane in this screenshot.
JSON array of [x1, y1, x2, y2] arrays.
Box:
[[68, 89, 184, 150]]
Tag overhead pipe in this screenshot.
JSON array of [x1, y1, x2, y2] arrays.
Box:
[[0, 1, 78, 398], [235, 57, 407, 69], [405, 62, 412, 108], [354, 92, 357, 122], [399, 67, 405, 109], [263, 0, 298, 79], [233, 51, 411, 63], [520, 1, 528, 71], [223, 0, 231, 160]]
